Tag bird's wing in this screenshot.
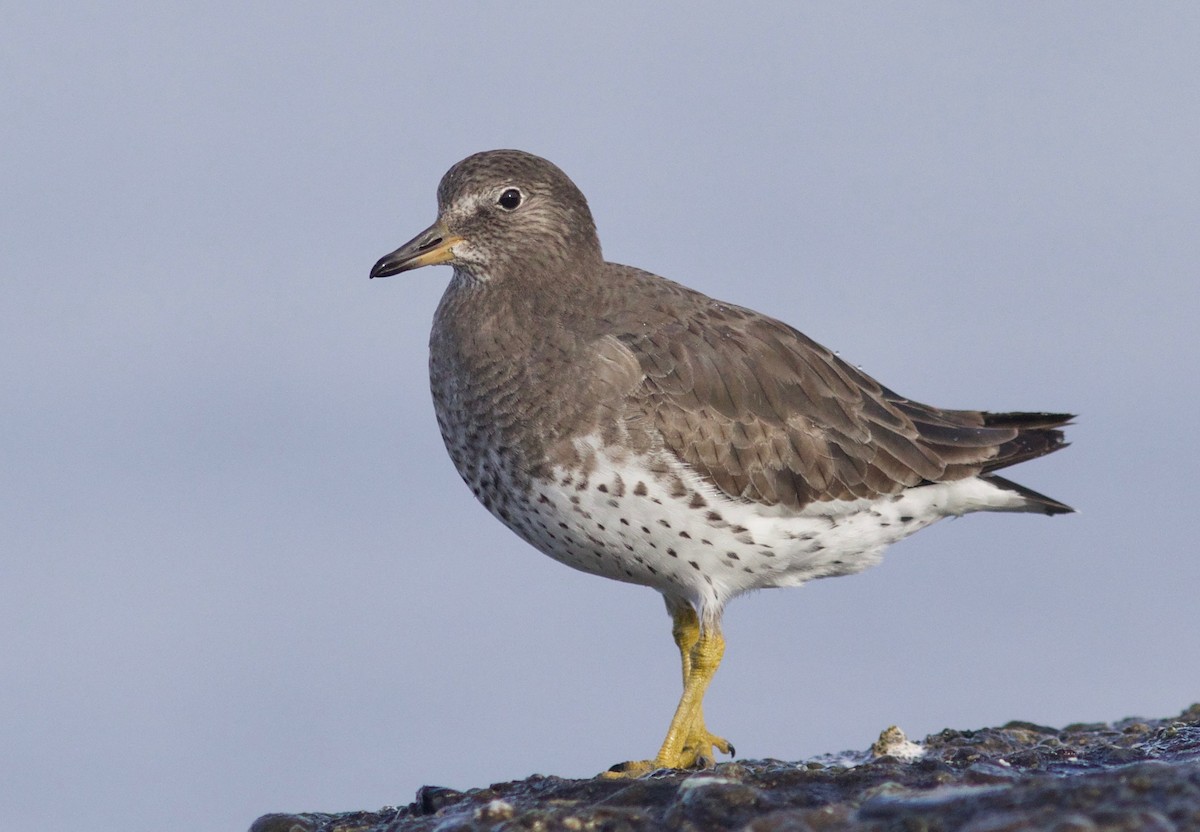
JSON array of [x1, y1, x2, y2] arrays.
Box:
[[613, 298, 1032, 510]]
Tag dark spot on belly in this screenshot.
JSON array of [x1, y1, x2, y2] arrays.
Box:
[[726, 552, 740, 560], [689, 492, 707, 508], [658, 519, 671, 528], [689, 560, 700, 570], [679, 531, 691, 539], [597, 483, 608, 493], [706, 510, 723, 523], [634, 481, 648, 496], [900, 515, 915, 523], [667, 548, 678, 558]]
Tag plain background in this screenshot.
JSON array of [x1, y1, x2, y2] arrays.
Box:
[[4, 4, 1198, 831]]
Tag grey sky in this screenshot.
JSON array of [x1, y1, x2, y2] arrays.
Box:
[[3, 3, 1198, 830]]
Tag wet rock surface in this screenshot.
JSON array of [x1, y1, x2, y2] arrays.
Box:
[[251, 705, 1200, 832]]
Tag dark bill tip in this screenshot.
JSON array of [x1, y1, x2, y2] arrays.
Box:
[[369, 221, 460, 279], [369, 251, 414, 279]]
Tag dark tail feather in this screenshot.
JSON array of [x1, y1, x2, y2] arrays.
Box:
[[984, 474, 1075, 515], [982, 412, 1074, 471], [982, 411, 1076, 430]]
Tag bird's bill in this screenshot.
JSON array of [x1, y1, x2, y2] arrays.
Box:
[[369, 220, 463, 278]]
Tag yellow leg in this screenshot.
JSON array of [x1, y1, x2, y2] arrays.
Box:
[[654, 603, 733, 768], [672, 601, 700, 683], [605, 600, 734, 776]]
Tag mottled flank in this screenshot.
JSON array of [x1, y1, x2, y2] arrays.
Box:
[[370, 149, 1074, 770], [252, 704, 1200, 832]]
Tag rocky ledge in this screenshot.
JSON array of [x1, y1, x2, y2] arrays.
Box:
[[252, 705, 1200, 832]]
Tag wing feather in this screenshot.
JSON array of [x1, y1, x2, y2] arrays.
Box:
[[610, 294, 1069, 509]]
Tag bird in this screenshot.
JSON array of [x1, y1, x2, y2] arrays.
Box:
[[369, 149, 1072, 775]]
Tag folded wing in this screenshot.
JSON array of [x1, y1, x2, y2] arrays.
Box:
[[616, 300, 1071, 512]]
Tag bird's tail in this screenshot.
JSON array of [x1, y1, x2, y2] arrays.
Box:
[[974, 411, 1075, 515], [982, 473, 1075, 515], [981, 411, 1074, 471]]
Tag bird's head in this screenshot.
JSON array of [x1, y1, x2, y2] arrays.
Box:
[[370, 149, 602, 284]]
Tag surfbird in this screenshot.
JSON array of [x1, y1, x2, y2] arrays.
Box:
[[369, 149, 1073, 774]]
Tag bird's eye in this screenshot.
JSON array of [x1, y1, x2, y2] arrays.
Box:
[[497, 188, 523, 210]]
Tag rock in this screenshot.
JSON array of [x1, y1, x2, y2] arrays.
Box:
[[250, 704, 1200, 832]]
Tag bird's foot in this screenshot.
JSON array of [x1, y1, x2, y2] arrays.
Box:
[[601, 759, 658, 779], [679, 727, 734, 768], [601, 726, 735, 778]]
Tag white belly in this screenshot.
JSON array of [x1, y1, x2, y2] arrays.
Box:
[[485, 437, 1026, 617]]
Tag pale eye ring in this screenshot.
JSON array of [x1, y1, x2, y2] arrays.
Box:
[[497, 188, 523, 211]]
